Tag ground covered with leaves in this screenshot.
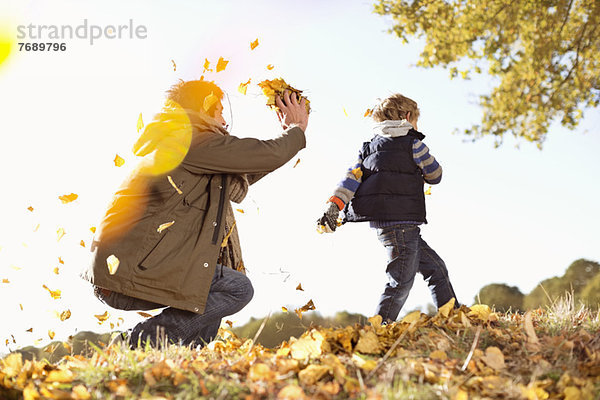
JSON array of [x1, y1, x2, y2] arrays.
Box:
[[1, 301, 599, 399]]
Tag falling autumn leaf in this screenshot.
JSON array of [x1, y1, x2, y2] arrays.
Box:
[[225, 320, 233, 328], [90, 226, 96, 234], [296, 283, 304, 291], [235, 208, 244, 214], [294, 299, 316, 319], [424, 186, 432, 195], [137, 112, 144, 132], [56, 228, 65, 242], [27, 206, 34, 212], [343, 107, 349, 117], [171, 59, 176, 71], [203, 58, 212, 73], [250, 38, 259, 50], [364, 108, 373, 117], [53, 267, 59, 275], [59, 310, 71, 321], [42, 284, 61, 299], [293, 158, 301, 168], [282, 306, 288, 313], [58, 257, 64, 264], [26, 328, 33, 332], [221, 221, 237, 247], [238, 78, 251, 95], [58, 193, 78, 204], [351, 167, 363, 180], [113, 154, 125, 167], [216, 56, 228, 72], [266, 64, 274, 70], [33, 223, 40, 232], [203, 91, 218, 112], [94, 311, 109, 324], [137, 311, 153, 318], [107, 254, 120, 275], [80, 240, 86, 247], [19, 304, 23, 311], [157, 221, 175, 233], [48, 330, 55, 340], [2, 278, 9, 283]]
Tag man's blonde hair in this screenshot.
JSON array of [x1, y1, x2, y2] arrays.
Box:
[[372, 93, 420, 122]]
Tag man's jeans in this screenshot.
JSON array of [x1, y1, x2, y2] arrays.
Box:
[[94, 264, 253, 347], [375, 224, 458, 322]]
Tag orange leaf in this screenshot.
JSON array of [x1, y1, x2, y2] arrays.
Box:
[[225, 320, 233, 328], [238, 78, 251, 95], [90, 226, 96, 234], [216, 56, 228, 72], [296, 283, 304, 291], [58, 257, 64, 264], [250, 38, 259, 50], [58, 193, 78, 204], [27, 206, 34, 212], [364, 108, 373, 117], [59, 310, 71, 321], [43, 284, 61, 299], [266, 64, 274, 70], [48, 330, 55, 340], [94, 311, 109, 324], [203, 58, 212, 73], [294, 299, 315, 319], [171, 59, 176, 71], [293, 158, 301, 168], [137, 311, 153, 318], [235, 208, 244, 214], [53, 267, 59, 275], [26, 327, 33, 332], [2, 278, 9, 284], [80, 240, 86, 247]]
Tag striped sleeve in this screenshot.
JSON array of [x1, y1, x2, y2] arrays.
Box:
[[413, 139, 442, 184], [332, 154, 363, 206]]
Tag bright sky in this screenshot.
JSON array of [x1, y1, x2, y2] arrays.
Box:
[[1, 0, 599, 355]]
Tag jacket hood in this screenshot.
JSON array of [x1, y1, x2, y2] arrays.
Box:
[[372, 119, 414, 138]]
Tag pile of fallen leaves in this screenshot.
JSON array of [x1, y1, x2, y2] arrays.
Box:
[[2, 301, 599, 399]]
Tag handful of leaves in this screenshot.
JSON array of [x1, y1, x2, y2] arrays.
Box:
[[258, 78, 310, 113]]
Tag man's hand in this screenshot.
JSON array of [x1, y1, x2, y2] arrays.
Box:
[[317, 202, 341, 234], [275, 90, 309, 132]]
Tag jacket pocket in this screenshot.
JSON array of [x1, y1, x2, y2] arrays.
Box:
[[182, 176, 209, 210], [135, 230, 189, 287]]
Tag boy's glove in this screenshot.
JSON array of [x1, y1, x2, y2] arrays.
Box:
[[317, 197, 345, 233]]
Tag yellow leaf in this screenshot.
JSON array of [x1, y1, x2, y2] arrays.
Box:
[[298, 364, 329, 385], [107, 254, 120, 275], [351, 353, 377, 371], [46, 368, 74, 383], [56, 227, 65, 242], [343, 107, 348, 117], [203, 91, 218, 112], [27, 206, 34, 212], [250, 38, 259, 50], [364, 108, 373, 117], [355, 330, 381, 354], [236, 208, 244, 214], [80, 240, 86, 247], [90, 226, 96, 234], [293, 158, 301, 168], [171, 59, 176, 71], [58, 257, 64, 264], [238, 78, 251, 95], [94, 311, 109, 323], [468, 304, 492, 322], [33, 223, 40, 232], [282, 306, 288, 313], [351, 167, 363, 180], [290, 329, 327, 360], [216, 56, 228, 72], [430, 350, 448, 361], [296, 283, 304, 291], [137, 112, 144, 132], [2, 278, 9, 283], [113, 154, 125, 167], [401, 310, 422, 323], [60, 310, 71, 321], [368, 315, 382, 328], [437, 297, 455, 318], [53, 266, 59, 275], [19, 303, 23, 310], [453, 388, 469, 400], [72, 384, 91, 400], [58, 193, 78, 204], [48, 330, 55, 340], [167, 175, 183, 194], [137, 311, 152, 318], [43, 284, 61, 299], [225, 320, 233, 328], [157, 220, 175, 233], [266, 64, 274, 70], [424, 186, 432, 195]]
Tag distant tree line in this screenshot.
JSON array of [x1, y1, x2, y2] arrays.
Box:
[[475, 259, 600, 312]]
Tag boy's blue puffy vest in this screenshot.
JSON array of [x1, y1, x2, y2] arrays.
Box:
[[344, 129, 427, 223]]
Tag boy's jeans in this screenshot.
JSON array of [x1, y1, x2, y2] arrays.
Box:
[[375, 224, 458, 322], [94, 264, 253, 347]]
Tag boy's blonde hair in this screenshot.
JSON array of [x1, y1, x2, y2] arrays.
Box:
[[372, 93, 420, 122]]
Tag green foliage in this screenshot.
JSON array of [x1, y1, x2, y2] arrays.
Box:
[[374, 0, 600, 146], [232, 311, 366, 348], [581, 272, 600, 308], [475, 283, 524, 312]]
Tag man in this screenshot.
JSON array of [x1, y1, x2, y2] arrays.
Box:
[[83, 79, 309, 346]]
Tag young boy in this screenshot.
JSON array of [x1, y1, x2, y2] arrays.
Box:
[[317, 93, 458, 322]]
